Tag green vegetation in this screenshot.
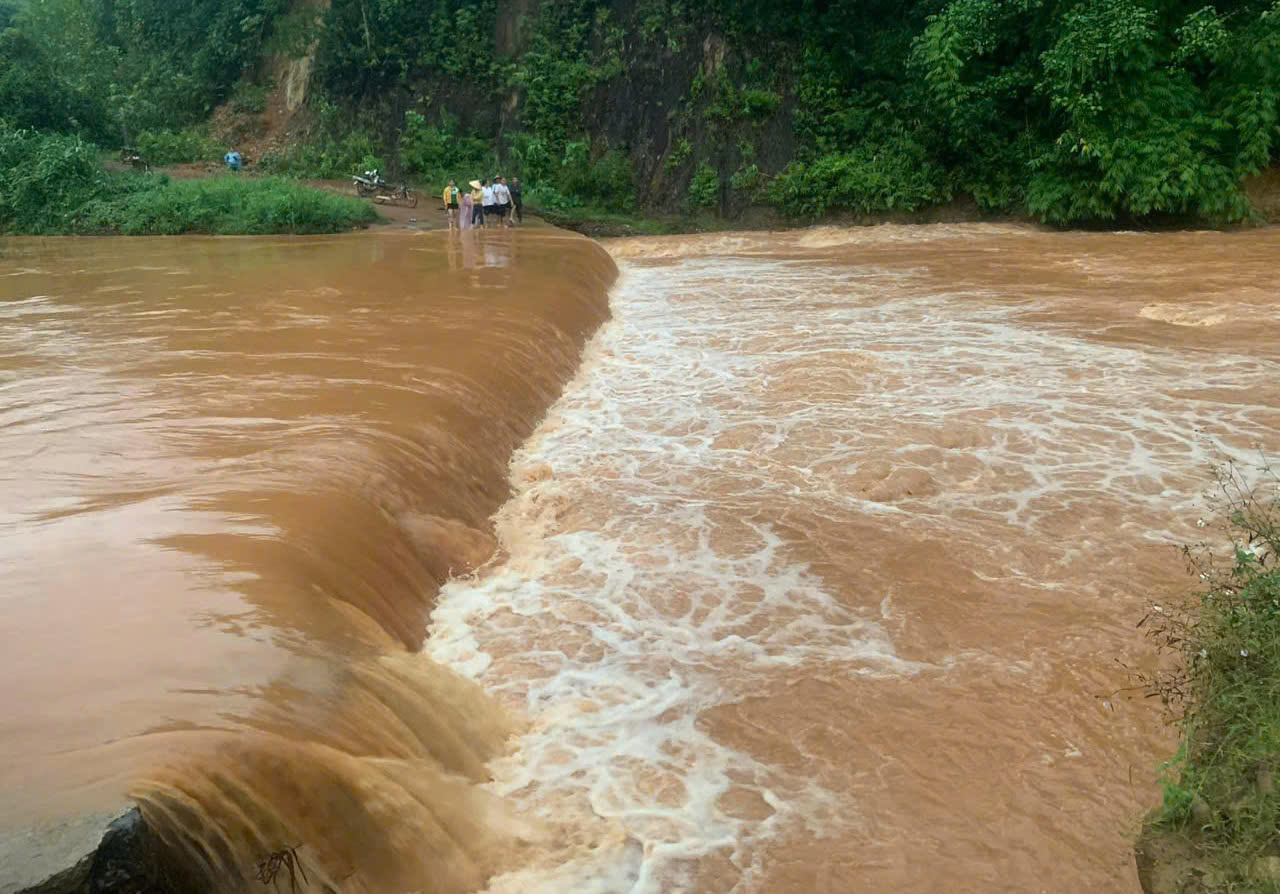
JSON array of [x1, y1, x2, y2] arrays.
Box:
[[687, 162, 720, 208], [0, 0, 1276, 228], [767, 143, 951, 217], [0, 122, 375, 235], [399, 110, 495, 187], [87, 175, 379, 235], [1142, 463, 1280, 890], [136, 128, 218, 165]]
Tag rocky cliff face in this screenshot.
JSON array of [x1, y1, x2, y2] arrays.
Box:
[[295, 0, 804, 211]]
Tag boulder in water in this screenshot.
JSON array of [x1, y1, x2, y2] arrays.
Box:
[[5, 808, 180, 894]]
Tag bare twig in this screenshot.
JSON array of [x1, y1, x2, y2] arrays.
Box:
[[254, 845, 309, 893]]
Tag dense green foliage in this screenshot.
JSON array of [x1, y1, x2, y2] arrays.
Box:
[[1, 0, 288, 137], [0, 122, 105, 232], [0, 0, 1276, 225], [0, 122, 375, 235], [916, 0, 1280, 222], [136, 128, 219, 165], [768, 145, 952, 217], [88, 174, 379, 235], [1147, 466, 1280, 890]]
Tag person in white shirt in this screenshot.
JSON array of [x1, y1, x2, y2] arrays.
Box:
[[493, 178, 513, 227], [481, 180, 497, 227]]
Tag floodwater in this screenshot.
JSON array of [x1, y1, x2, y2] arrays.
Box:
[[2, 225, 1278, 893]]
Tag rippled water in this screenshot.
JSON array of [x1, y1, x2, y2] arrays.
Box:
[[2, 224, 1278, 893], [432, 225, 1280, 893]]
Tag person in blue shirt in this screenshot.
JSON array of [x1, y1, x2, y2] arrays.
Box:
[[224, 150, 243, 172]]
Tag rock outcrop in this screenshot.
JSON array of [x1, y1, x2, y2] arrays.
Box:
[[3, 809, 181, 894]]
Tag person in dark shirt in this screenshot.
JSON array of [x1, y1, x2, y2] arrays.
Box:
[[510, 177, 523, 225]]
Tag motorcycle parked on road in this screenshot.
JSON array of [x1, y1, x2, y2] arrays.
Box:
[[119, 147, 150, 172], [352, 169, 417, 207]]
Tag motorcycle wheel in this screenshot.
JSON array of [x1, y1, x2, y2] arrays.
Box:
[[403, 190, 417, 208], [356, 182, 373, 198]]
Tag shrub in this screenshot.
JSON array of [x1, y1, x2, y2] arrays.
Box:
[[0, 27, 112, 138], [92, 176, 379, 235], [531, 141, 635, 210], [739, 88, 781, 120], [260, 130, 384, 180], [400, 110, 494, 186], [729, 163, 762, 196], [0, 123, 375, 235], [506, 132, 555, 183], [1141, 462, 1280, 889], [583, 148, 635, 210], [522, 182, 578, 215], [136, 129, 218, 165], [765, 141, 951, 216], [687, 162, 720, 208], [227, 81, 273, 116], [665, 138, 692, 170], [0, 122, 104, 233]]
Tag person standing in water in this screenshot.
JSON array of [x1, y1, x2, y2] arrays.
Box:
[[481, 179, 498, 228], [493, 177, 512, 228], [442, 179, 461, 230], [460, 185, 473, 231], [501, 176, 517, 226], [469, 179, 485, 228]]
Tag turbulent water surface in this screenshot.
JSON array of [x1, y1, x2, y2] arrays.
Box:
[[2, 225, 1279, 893]]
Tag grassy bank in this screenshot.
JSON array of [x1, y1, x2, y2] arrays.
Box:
[[0, 124, 376, 236], [83, 175, 379, 236], [1138, 465, 1280, 892]]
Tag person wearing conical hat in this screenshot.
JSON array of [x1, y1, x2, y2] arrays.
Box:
[[469, 179, 485, 228]]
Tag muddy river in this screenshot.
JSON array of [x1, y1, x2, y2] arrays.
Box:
[[2, 225, 1278, 892]]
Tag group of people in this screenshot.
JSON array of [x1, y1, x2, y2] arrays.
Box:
[[442, 176, 523, 231]]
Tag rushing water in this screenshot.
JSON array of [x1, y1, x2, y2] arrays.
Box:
[[2, 225, 1279, 893], [0, 231, 615, 892]]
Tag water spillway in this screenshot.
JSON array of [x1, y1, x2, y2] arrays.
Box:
[[0, 231, 615, 892], [3, 224, 1280, 892]]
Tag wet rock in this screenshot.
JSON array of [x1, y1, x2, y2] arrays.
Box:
[[87, 810, 161, 894], [4, 809, 177, 894]]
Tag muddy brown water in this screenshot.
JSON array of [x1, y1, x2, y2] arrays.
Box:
[[1, 225, 1278, 893]]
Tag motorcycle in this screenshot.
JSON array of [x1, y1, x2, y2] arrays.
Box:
[[119, 147, 150, 173], [352, 169, 417, 207]]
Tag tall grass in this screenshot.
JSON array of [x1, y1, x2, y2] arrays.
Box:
[[1143, 461, 1280, 890], [0, 120, 376, 235], [85, 176, 378, 235]]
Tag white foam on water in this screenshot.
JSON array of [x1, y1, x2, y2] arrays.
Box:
[[427, 258, 939, 892], [426, 239, 1280, 891]]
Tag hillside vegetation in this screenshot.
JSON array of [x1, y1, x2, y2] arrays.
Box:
[[0, 0, 1277, 226], [0, 120, 376, 235]]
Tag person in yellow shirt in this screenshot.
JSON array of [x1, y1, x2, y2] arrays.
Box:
[[469, 180, 485, 228], [442, 179, 461, 230]]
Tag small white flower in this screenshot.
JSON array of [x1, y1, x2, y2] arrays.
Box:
[[1240, 649, 1250, 658], [1199, 649, 1208, 659]]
